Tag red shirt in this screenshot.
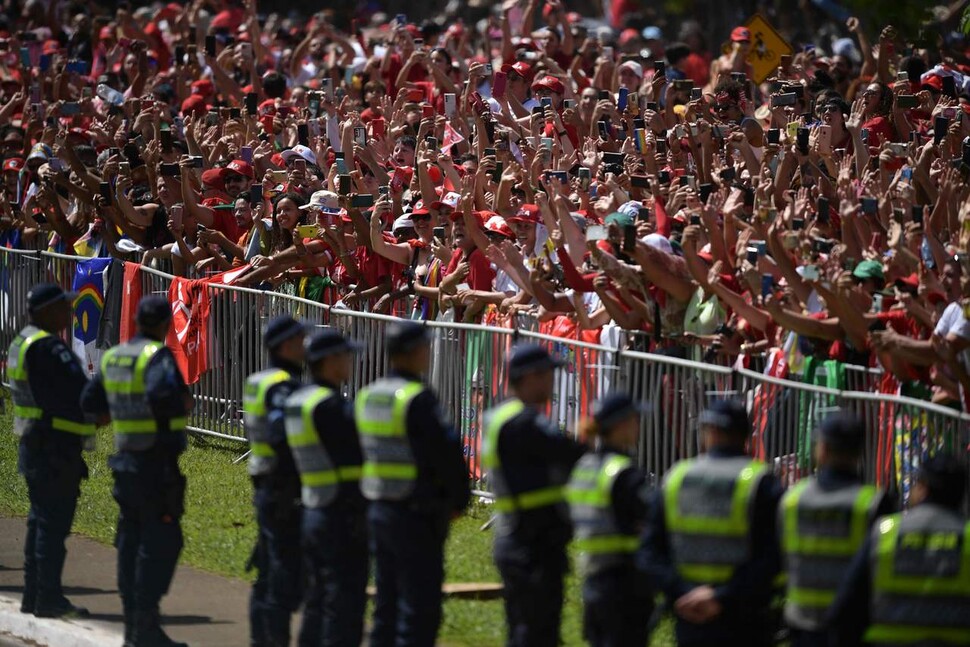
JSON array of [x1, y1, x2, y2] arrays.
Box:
[[445, 247, 495, 291]]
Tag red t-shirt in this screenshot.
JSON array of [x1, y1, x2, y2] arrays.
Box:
[[862, 115, 895, 150], [445, 247, 495, 291]]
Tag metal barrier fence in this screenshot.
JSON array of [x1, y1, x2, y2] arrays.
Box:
[[1, 248, 968, 507]]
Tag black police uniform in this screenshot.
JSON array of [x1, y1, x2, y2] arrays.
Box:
[[491, 403, 585, 646], [245, 317, 307, 647], [294, 368, 367, 647], [637, 444, 784, 647], [81, 330, 191, 647], [11, 286, 94, 616]]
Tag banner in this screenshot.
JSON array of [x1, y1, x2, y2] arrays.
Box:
[[97, 259, 124, 349], [120, 262, 143, 343], [72, 257, 111, 373], [166, 276, 211, 384]]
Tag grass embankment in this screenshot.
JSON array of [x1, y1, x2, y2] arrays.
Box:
[[0, 400, 672, 645]]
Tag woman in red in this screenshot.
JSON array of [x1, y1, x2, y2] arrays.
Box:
[[857, 82, 896, 149]]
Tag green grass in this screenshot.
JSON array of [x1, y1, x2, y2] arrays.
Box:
[[0, 399, 674, 645]]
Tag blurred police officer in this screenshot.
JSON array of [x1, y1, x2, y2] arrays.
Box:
[[637, 400, 783, 647], [9, 283, 96, 618], [355, 321, 469, 647], [779, 413, 893, 647], [243, 315, 307, 647], [828, 454, 970, 647], [483, 344, 585, 647], [81, 295, 193, 647], [284, 329, 366, 647], [567, 393, 653, 647]]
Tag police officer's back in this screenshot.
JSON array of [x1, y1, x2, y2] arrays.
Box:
[[10, 283, 96, 618], [355, 321, 469, 647], [242, 315, 306, 647], [483, 344, 585, 647], [567, 393, 652, 647], [284, 329, 367, 646], [81, 295, 193, 647], [637, 400, 783, 647], [779, 414, 894, 647], [828, 454, 970, 647]]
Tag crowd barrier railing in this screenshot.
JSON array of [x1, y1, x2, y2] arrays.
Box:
[[1, 248, 968, 508]]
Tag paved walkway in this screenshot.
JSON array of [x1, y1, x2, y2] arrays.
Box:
[[0, 517, 252, 647]]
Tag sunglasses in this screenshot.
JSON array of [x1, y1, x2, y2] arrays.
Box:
[[411, 213, 432, 221]]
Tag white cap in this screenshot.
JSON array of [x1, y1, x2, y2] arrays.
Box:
[[281, 144, 318, 167], [392, 215, 415, 231], [619, 60, 643, 79], [301, 190, 340, 213]]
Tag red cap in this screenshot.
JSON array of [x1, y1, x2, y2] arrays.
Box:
[[501, 62, 532, 79], [730, 27, 751, 42], [618, 28, 640, 47], [211, 8, 244, 31], [484, 215, 515, 239], [226, 159, 254, 179], [509, 204, 540, 223], [412, 200, 431, 216], [532, 75, 565, 95], [201, 169, 225, 189], [191, 79, 215, 97], [181, 95, 208, 117], [2, 157, 24, 172], [894, 273, 919, 290], [42, 40, 61, 56]]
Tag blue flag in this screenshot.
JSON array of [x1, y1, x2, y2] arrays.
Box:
[[72, 257, 111, 344]]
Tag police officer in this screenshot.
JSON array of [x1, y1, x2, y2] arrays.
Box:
[[9, 283, 96, 618], [828, 454, 970, 647], [567, 393, 652, 647], [637, 400, 784, 647], [284, 329, 366, 646], [483, 343, 585, 647], [355, 320, 469, 647], [779, 413, 894, 647], [80, 296, 193, 647], [243, 315, 307, 647]]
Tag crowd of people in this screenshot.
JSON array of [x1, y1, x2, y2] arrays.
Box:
[[2, 0, 970, 407]]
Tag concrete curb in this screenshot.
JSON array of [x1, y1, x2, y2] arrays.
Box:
[[0, 596, 123, 647]]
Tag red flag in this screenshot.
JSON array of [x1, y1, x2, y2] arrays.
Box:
[[166, 277, 211, 384], [441, 121, 465, 154], [120, 262, 143, 343]]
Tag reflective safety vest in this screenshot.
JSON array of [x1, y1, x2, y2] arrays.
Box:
[[482, 398, 566, 513], [102, 339, 185, 451], [243, 369, 293, 476], [8, 325, 96, 438], [781, 478, 881, 630], [865, 505, 970, 646], [567, 451, 638, 576], [663, 456, 767, 585], [284, 385, 362, 508], [354, 377, 423, 501]]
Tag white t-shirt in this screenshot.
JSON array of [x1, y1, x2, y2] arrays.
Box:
[[934, 301, 970, 408]]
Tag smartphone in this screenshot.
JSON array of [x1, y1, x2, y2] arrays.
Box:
[[267, 169, 288, 184], [245, 92, 258, 116], [860, 128, 870, 145], [872, 293, 883, 313], [586, 225, 608, 242], [20, 47, 30, 69], [483, 147, 497, 158], [796, 127, 810, 154], [354, 126, 366, 147], [690, 213, 702, 226], [792, 218, 805, 231], [631, 175, 650, 189], [492, 161, 503, 184], [334, 154, 348, 175], [118, 161, 130, 175], [911, 204, 923, 226], [371, 117, 386, 140], [861, 197, 878, 215], [159, 163, 178, 177], [578, 166, 591, 190], [761, 274, 774, 300], [746, 247, 758, 264], [887, 143, 908, 157], [698, 183, 713, 203], [170, 204, 183, 230], [817, 197, 829, 223], [492, 71, 507, 99], [897, 95, 919, 109], [190, 155, 204, 168], [720, 167, 736, 182], [802, 265, 819, 281], [296, 225, 319, 239], [99, 181, 112, 201], [637, 207, 651, 222], [816, 124, 832, 155], [563, 99, 576, 109], [444, 93, 457, 117], [433, 226, 445, 241], [61, 102, 81, 116], [597, 121, 610, 140], [658, 169, 671, 185], [297, 123, 309, 146], [426, 136, 438, 150], [942, 75, 956, 98], [622, 224, 637, 252], [250, 184, 263, 206], [351, 194, 374, 208], [690, 88, 702, 101], [617, 87, 629, 112], [338, 174, 351, 195], [934, 117, 948, 146], [160, 129, 173, 153], [205, 35, 216, 57]]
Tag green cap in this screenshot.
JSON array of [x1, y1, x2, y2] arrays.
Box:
[[604, 211, 634, 227], [852, 259, 884, 282]]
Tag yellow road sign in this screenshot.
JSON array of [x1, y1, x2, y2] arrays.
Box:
[[744, 14, 793, 84]]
